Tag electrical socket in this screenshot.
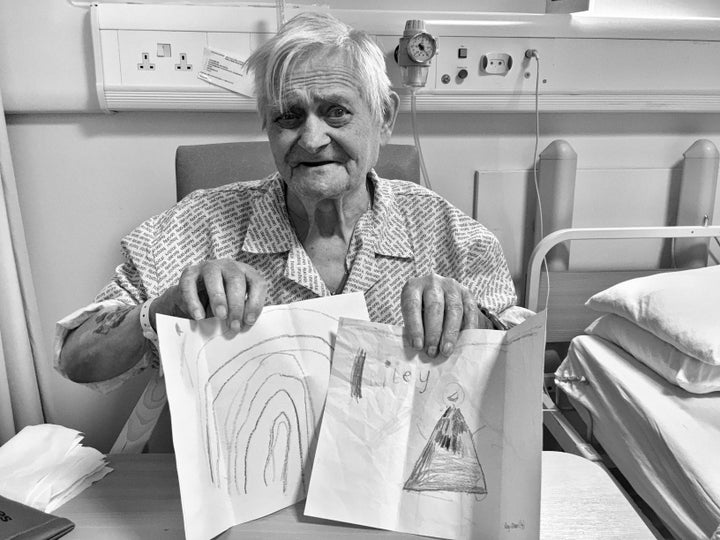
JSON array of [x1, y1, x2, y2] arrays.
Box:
[[175, 53, 192, 71], [137, 52, 155, 71], [118, 30, 207, 86]]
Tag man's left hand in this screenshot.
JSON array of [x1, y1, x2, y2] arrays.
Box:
[[401, 273, 493, 358]]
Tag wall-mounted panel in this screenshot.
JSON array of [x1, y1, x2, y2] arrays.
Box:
[[91, 4, 720, 113]]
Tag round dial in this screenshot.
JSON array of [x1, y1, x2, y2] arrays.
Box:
[[406, 32, 437, 63]]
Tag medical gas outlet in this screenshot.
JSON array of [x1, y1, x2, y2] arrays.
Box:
[[395, 20, 438, 88]]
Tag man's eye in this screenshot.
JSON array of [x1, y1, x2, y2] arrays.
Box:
[[327, 107, 349, 119], [274, 112, 301, 128]]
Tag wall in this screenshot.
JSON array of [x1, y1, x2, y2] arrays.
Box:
[[3, 1, 720, 451]]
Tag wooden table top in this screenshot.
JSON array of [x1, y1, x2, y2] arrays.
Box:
[[55, 451, 657, 539]]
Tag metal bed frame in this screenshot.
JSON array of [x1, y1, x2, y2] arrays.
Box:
[[526, 224, 720, 538]]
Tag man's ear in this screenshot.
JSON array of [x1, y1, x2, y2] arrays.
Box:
[[380, 91, 400, 145]]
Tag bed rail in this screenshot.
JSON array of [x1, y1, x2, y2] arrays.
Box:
[[527, 225, 720, 539], [526, 225, 720, 342]]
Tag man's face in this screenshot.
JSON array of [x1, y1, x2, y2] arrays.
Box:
[[265, 53, 393, 202]]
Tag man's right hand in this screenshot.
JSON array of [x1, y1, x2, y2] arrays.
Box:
[[151, 259, 268, 331]]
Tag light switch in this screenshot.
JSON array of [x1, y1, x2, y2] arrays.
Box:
[[157, 43, 171, 57]]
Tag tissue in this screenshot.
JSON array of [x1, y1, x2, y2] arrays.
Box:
[[0, 424, 112, 512]]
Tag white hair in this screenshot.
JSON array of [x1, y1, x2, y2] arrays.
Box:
[[245, 11, 393, 127]]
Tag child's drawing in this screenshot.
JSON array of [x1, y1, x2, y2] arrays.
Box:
[[403, 404, 487, 494], [190, 312, 338, 498], [157, 293, 371, 540], [200, 335, 330, 496], [305, 313, 547, 540]]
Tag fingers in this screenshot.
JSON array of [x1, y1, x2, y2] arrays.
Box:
[[202, 263, 228, 319], [402, 274, 483, 359], [438, 287, 464, 357], [421, 284, 445, 357], [460, 288, 480, 330], [242, 268, 268, 327], [176, 259, 267, 329], [401, 283, 425, 351], [223, 270, 248, 330], [179, 265, 206, 320]]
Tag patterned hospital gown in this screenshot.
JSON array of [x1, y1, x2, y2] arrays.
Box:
[[54, 171, 519, 391]]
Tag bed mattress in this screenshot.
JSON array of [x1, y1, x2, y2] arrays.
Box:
[[555, 335, 720, 540]]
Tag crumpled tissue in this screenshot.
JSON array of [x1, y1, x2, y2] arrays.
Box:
[[0, 424, 112, 512]]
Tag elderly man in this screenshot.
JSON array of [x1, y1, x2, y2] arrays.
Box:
[[56, 12, 521, 390]]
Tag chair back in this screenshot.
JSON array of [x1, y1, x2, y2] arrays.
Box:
[[176, 141, 420, 199]]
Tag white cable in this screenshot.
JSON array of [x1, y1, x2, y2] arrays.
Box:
[[410, 87, 433, 191], [527, 50, 551, 312]]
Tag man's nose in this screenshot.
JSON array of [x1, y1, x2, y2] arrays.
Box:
[[297, 115, 329, 154]]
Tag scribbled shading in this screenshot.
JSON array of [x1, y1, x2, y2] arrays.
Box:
[[350, 348, 366, 400], [403, 405, 487, 494]]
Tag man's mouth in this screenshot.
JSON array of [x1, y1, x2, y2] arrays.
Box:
[[296, 160, 335, 168]]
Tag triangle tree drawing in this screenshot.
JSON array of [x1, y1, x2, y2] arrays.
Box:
[[403, 405, 487, 494]]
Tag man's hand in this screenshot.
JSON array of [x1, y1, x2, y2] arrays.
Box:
[[151, 259, 268, 331], [401, 273, 493, 358]]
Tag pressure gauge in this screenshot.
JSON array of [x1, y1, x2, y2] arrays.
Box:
[[395, 20, 437, 87], [406, 32, 437, 63]]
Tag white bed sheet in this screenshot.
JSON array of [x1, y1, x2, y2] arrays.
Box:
[[555, 335, 720, 540]]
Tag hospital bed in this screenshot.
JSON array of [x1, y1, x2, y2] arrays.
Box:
[[527, 225, 720, 540]]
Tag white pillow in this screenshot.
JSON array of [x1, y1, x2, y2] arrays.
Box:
[[587, 314, 720, 394], [585, 265, 720, 365]]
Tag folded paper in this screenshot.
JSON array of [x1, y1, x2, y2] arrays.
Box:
[[157, 292, 370, 540], [305, 312, 547, 540]]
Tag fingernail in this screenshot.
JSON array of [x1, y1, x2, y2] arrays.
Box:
[[215, 305, 227, 319], [192, 309, 203, 320], [245, 314, 256, 325], [427, 346, 437, 357], [442, 343, 454, 356], [412, 338, 423, 350], [230, 319, 241, 331]]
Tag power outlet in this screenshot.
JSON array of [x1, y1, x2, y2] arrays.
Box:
[[137, 52, 155, 71], [118, 30, 207, 86], [175, 53, 192, 71], [480, 53, 513, 75]]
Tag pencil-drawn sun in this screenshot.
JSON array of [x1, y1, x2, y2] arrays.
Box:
[[443, 381, 465, 407]]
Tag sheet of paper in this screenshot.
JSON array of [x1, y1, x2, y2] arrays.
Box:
[[197, 46, 254, 96], [305, 312, 546, 540], [157, 293, 370, 540]]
